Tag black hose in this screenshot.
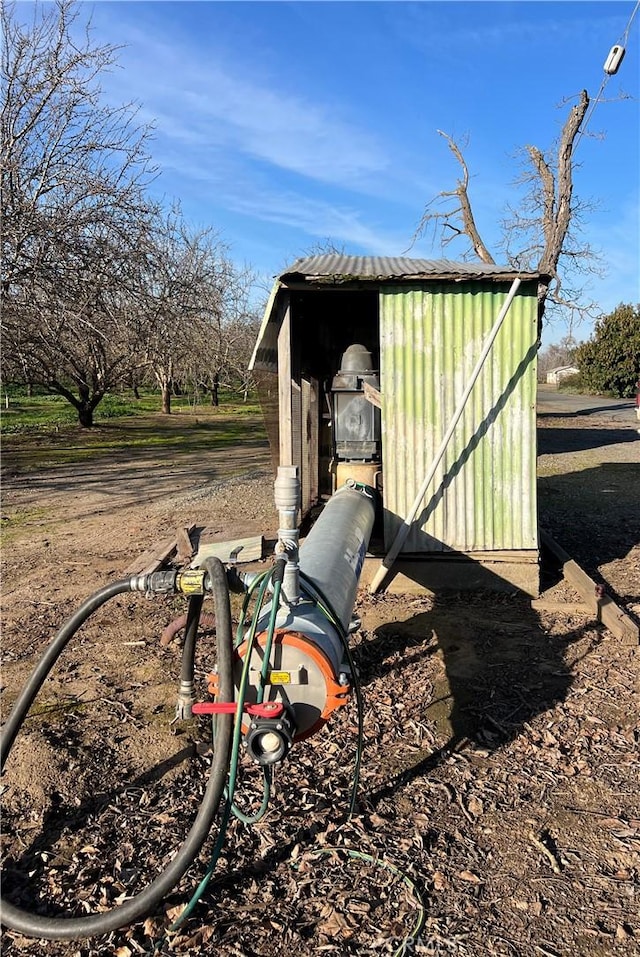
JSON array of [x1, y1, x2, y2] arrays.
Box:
[[1, 580, 133, 765], [0, 562, 235, 940], [180, 594, 204, 683]]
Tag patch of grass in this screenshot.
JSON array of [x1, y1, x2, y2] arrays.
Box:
[[1, 387, 260, 433], [1, 395, 78, 432], [0, 506, 53, 547], [0, 391, 155, 433], [2, 404, 267, 471]]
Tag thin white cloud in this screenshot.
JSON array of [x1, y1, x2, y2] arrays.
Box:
[[81, 1, 637, 306], [184, 72, 387, 184], [390, 4, 626, 54], [101, 26, 391, 191], [223, 187, 408, 253]]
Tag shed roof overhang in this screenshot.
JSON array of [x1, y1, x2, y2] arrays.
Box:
[[249, 255, 541, 373]]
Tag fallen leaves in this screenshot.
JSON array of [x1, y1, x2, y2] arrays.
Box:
[[2, 588, 640, 957]]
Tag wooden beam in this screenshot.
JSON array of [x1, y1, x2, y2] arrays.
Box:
[[363, 381, 382, 409], [540, 531, 639, 645], [123, 524, 196, 576], [176, 525, 195, 563], [309, 377, 319, 505], [123, 536, 180, 576], [193, 536, 264, 565]]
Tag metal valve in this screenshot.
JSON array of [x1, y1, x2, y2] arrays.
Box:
[[243, 707, 296, 765]]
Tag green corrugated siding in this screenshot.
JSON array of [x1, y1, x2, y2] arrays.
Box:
[[380, 282, 538, 553]]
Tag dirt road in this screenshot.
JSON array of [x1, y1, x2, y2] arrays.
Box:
[[537, 382, 636, 422]]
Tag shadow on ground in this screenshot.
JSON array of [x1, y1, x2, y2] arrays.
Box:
[[537, 425, 638, 454], [355, 590, 597, 805], [538, 462, 640, 598]]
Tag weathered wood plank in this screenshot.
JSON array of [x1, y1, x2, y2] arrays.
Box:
[[363, 381, 382, 409], [540, 531, 639, 645], [193, 536, 264, 565], [175, 525, 195, 563], [123, 536, 180, 576], [123, 524, 196, 576]]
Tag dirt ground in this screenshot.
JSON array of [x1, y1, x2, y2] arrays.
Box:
[[1, 408, 639, 957]]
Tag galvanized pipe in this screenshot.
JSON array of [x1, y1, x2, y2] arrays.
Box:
[[274, 465, 301, 604]]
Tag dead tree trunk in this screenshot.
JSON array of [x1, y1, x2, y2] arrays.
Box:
[[415, 90, 591, 332]]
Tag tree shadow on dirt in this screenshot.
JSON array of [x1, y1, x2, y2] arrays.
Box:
[[356, 574, 600, 807], [0, 458, 272, 526], [538, 461, 640, 604]]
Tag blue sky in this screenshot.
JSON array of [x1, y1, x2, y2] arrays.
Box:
[[74, 1, 640, 345]]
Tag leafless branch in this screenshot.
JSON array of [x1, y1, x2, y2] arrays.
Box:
[[413, 89, 599, 329], [411, 131, 495, 263]]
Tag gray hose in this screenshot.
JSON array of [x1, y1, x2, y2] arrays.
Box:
[[0, 561, 234, 940]]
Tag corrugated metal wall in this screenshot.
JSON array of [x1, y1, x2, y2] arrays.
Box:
[[380, 282, 538, 553]]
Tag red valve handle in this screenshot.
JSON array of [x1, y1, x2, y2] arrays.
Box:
[[192, 701, 284, 718]]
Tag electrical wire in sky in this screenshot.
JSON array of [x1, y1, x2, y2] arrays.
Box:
[[574, 0, 640, 152]]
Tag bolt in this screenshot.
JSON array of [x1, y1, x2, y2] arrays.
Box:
[[338, 672, 349, 686], [276, 723, 283, 731]]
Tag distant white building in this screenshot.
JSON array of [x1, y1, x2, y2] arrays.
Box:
[[546, 365, 579, 385]]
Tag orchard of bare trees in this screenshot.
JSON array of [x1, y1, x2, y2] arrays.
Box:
[[0, 0, 260, 426]]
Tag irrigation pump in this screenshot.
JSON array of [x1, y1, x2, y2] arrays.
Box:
[[229, 469, 375, 751], [0, 467, 376, 940]]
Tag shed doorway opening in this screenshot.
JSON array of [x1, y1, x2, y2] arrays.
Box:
[[288, 288, 380, 504]]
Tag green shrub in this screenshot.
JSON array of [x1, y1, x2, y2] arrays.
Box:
[[97, 394, 140, 418], [557, 372, 584, 393], [576, 303, 640, 398]]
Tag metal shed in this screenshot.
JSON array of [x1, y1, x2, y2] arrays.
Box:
[[250, 255, 541, 595]]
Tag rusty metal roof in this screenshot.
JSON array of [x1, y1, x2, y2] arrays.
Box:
[[250, 255, 540, 373], [279, 255, 539, 283]]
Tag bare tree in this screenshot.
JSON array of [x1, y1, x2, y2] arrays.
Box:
[[1, 0, 155, 286], [537, 335, 579, 380], [4, 235, 149, 425], [414, 91, 599, 331], [216, 265, 261, 401], [136, 210, 234, 414], [1, 0, 156, 425], [179, 263, 260, 406]]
